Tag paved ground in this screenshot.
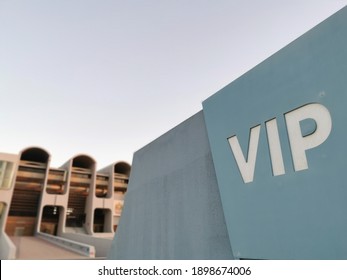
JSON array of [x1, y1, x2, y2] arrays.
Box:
[[10, 236, 92, 260]]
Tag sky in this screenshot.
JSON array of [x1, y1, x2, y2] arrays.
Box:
[[0, 0, 346, 169]]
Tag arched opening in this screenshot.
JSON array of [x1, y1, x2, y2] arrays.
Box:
[[20, 147, 49, 164], [113, 162, 131, 233], [6, 147, 49, 236], [40, 205, 61, 235], [113, 162, 131, 192], [72, 155, 94, 170], [66, 155, 95, 230], [114, 162, 131, 176]]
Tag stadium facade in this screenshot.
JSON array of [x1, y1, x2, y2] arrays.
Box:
[[0, 147, 130, 259]]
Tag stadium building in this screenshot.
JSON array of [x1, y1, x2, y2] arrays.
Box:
[[0, 147, 130, 259]]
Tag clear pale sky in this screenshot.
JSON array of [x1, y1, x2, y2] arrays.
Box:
[[0, 0, 346, 169]]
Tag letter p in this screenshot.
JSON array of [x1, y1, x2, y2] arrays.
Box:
[[285, 103, 332, 171]]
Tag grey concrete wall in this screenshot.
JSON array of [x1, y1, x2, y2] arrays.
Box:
[[108, 111, 233, 259], [202, 6, 347, 260]]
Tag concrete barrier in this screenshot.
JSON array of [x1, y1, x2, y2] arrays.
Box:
[[0, 233, 16, 259], [36, 232, 95, 258]]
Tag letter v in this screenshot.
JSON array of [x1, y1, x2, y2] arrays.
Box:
[[227, 125, 261, 183]]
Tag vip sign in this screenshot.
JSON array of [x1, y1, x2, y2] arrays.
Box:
[[227, 103, 332, 183]]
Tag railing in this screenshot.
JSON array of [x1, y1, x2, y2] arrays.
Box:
[[16, 170, 45, 180], [20, 160, 46, 169], [70, 176, 91, 184], [47, 171, 66, 182], [36, 232, 95, 258], [96, 179, 108, 186]]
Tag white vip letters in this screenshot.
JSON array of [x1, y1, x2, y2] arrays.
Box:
[[227, 103, 332, 183]]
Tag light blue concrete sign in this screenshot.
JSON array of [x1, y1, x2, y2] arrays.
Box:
[[202, 7, 347, 259]]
